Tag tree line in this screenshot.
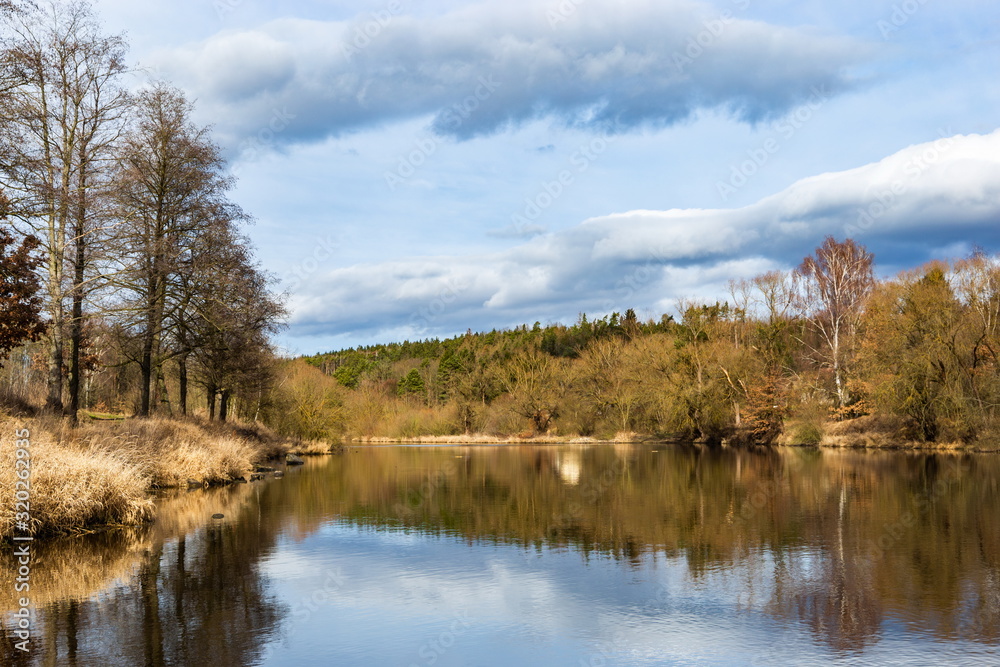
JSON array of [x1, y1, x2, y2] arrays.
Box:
[[285, 237, 1000, 446], [0, 1, 284, 423]]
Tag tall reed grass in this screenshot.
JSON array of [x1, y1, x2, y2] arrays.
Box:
[[0, 414, 301, 538]]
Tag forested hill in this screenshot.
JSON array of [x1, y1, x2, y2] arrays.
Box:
[[302, 309, 676, 387], [283, 240, 1000, 448]]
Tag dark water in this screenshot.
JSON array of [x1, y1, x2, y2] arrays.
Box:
[[3, 444, 1000, 666]]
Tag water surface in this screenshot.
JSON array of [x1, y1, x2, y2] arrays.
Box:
[[3, 444, 1000, 665]]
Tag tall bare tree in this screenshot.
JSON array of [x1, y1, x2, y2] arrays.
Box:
[[112, 83, 236, 416], [182, 220, 285, 421], [0, 0, 129, 416], [797, 237, 875, 410]]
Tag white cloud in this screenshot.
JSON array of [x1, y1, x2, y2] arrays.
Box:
[[288, 129, 1000, 341], [151, 0, 869, 150]]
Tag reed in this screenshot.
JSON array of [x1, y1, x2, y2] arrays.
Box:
[[0, 414, 310, 538], [0, 417, 154, 537]]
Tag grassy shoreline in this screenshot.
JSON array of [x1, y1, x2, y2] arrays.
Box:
[[0, 413, 334, 540]]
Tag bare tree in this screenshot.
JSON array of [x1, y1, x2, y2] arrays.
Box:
[[112, 83, 235, 416], [797, 237, 875, 409], [184, 222, 286, 421], [0, 0, 129, 416]]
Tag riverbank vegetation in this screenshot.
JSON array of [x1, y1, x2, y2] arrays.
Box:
[[0, 2, 305, 537], [280, 240, 1000, 450], [1, 2, 999, 542], [0, 413, 307, 537]]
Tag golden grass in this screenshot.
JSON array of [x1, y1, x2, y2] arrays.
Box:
[[0, 414, 313, 538], [288, 438, 338, 455], [0, 417, 155, 538]]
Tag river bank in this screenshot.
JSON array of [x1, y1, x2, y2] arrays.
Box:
[[0, 413, 334, 539], [355, 417, 1000, 452]]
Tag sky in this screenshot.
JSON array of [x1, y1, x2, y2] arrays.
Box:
[[92, 0, 1000, 355]]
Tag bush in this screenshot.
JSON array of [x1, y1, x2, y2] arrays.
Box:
[[790, 422, 824, 446]]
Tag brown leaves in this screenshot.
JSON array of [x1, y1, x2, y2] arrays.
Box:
[[0, 226, 46, 364]]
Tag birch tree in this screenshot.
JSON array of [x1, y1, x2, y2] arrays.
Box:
[[797, 237, 875, 410]]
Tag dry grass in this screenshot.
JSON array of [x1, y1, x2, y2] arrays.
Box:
[[0, 413, 314, 538], [819, 415, 971, 450], [288, 438, 338, 455], [71, 417, 290, 487], [0, 416, 154, 538]]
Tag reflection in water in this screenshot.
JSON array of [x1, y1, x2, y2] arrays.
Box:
[[2, 483, 284, 665], [3, 445, 1000, 664]]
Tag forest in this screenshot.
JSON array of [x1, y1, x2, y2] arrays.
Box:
[[277, 238, 1000, 449]]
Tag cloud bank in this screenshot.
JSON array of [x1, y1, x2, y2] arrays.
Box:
[[155, 0, 868, 149], [288, 130, 1000, 341]]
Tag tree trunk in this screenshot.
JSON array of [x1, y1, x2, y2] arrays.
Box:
[[178, 355, 188, 415], [139, 271, 165, 416], [67, 177, 88, 423], [208, 389, 216, 421], [156, 365, 172, 415], [139, 336, 153, 416], [46, 322, 63, 413], [219, 389, 230, 422]]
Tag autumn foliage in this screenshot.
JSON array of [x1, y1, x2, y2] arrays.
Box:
[[0, 227, 45, 363], [276, 239, 1000, 448]]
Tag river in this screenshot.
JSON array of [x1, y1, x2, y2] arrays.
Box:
[[3, 444, 1000, 665]]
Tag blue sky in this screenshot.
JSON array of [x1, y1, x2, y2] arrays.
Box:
[[93, 0, 1000, 354]]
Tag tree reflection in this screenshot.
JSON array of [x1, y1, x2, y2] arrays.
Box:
[[261, 445, 1000, 652], [2, 485, 284, 666], [4, 445, 1000, 662]]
